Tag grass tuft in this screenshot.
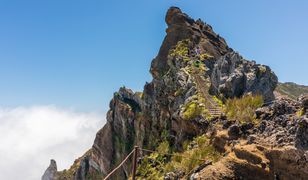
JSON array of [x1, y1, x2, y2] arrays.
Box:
[[224, 95, 263, 123]]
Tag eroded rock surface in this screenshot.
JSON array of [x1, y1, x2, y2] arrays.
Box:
[[209, 52, 278, 102]]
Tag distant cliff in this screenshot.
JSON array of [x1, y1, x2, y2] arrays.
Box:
[[276, 82, 308, 100]]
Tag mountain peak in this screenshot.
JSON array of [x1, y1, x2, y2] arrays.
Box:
[[151, 7, 230, 79], [165, 7, 193, 26], [43, 7, 308, 180]]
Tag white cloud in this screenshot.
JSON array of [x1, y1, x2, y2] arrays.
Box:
[[0, 105, 105, 180]]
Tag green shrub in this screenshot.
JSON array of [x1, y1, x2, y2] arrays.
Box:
[[136, 136, 221, 179], [182, 101, 204, 120], [136, 141, 170, 179], [200, 53, 214, 60], [224, 95, 263, 123], [297, 108, 305, 117], [213, 96, 224, 108], [258, 65, 267, 73], [165, 135, 221, 174], [157, 141, 170, 154], [114, 92, 120, 98], [169, 39, 190, 61], [136, 152, 165, 179], [193, 60, 200, 68], [181, 93, 218, 120]]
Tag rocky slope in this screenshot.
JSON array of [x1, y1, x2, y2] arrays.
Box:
[[42, 7, 308, 180], [192, 95, 308, 179]]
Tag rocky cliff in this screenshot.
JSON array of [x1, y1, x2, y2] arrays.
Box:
[[43, 7, 308, 180]]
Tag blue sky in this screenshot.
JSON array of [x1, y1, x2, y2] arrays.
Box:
[[1, 0, 308, 112]]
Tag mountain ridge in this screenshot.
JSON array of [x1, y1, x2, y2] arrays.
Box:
[[276, 82, 308, 100], [42, 7, 308, 180]]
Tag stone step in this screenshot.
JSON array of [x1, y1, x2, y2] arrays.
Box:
[[209, 109, 222, 112], [210, 108, 220, 111], [209, 110, 222, 112]]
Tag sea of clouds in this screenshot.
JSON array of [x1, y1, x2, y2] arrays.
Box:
[[0, 105, 105, 180]]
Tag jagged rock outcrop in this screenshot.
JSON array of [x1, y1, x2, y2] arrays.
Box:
[[208, 52, 278, 102], [151, 7, 230, 79], [42, 160, 58, 180], [70, 88, 144, 179], [43, 7, 308, 180]]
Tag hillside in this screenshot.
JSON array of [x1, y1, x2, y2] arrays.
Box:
[[276, 82, 308, 100], [42, 7, 308, 180]]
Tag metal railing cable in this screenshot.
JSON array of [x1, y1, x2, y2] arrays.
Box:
[[103, 148, 135, 180], [103, 146, 210, 180]]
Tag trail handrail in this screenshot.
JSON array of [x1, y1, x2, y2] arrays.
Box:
[[103, 149, 135, 180]]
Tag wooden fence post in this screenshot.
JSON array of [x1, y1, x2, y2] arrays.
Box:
[[132, 146, 139, 180]]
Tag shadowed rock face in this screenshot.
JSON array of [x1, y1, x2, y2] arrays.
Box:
[[42, 7, 305, 180]]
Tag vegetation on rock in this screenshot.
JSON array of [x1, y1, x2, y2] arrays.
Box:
[[200, 53, 214, 60], [181, 94, 210, 120], [164, 135, 221, 173], [297, 108, 305, 117], [136, 135, 221, 179], [224, 95, 263, 123], [169, 39, 191, 61]]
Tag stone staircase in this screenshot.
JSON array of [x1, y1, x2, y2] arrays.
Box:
[[208, 107, 222, 116], [191, 68, 223, 117]]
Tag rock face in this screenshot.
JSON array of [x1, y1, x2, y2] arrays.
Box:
[[209, 52, 278, 102], [43, 7, 308, 180], [42, 160, 57, 180], [296, 117, 308, 149], [151, 7, 230, 79]]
